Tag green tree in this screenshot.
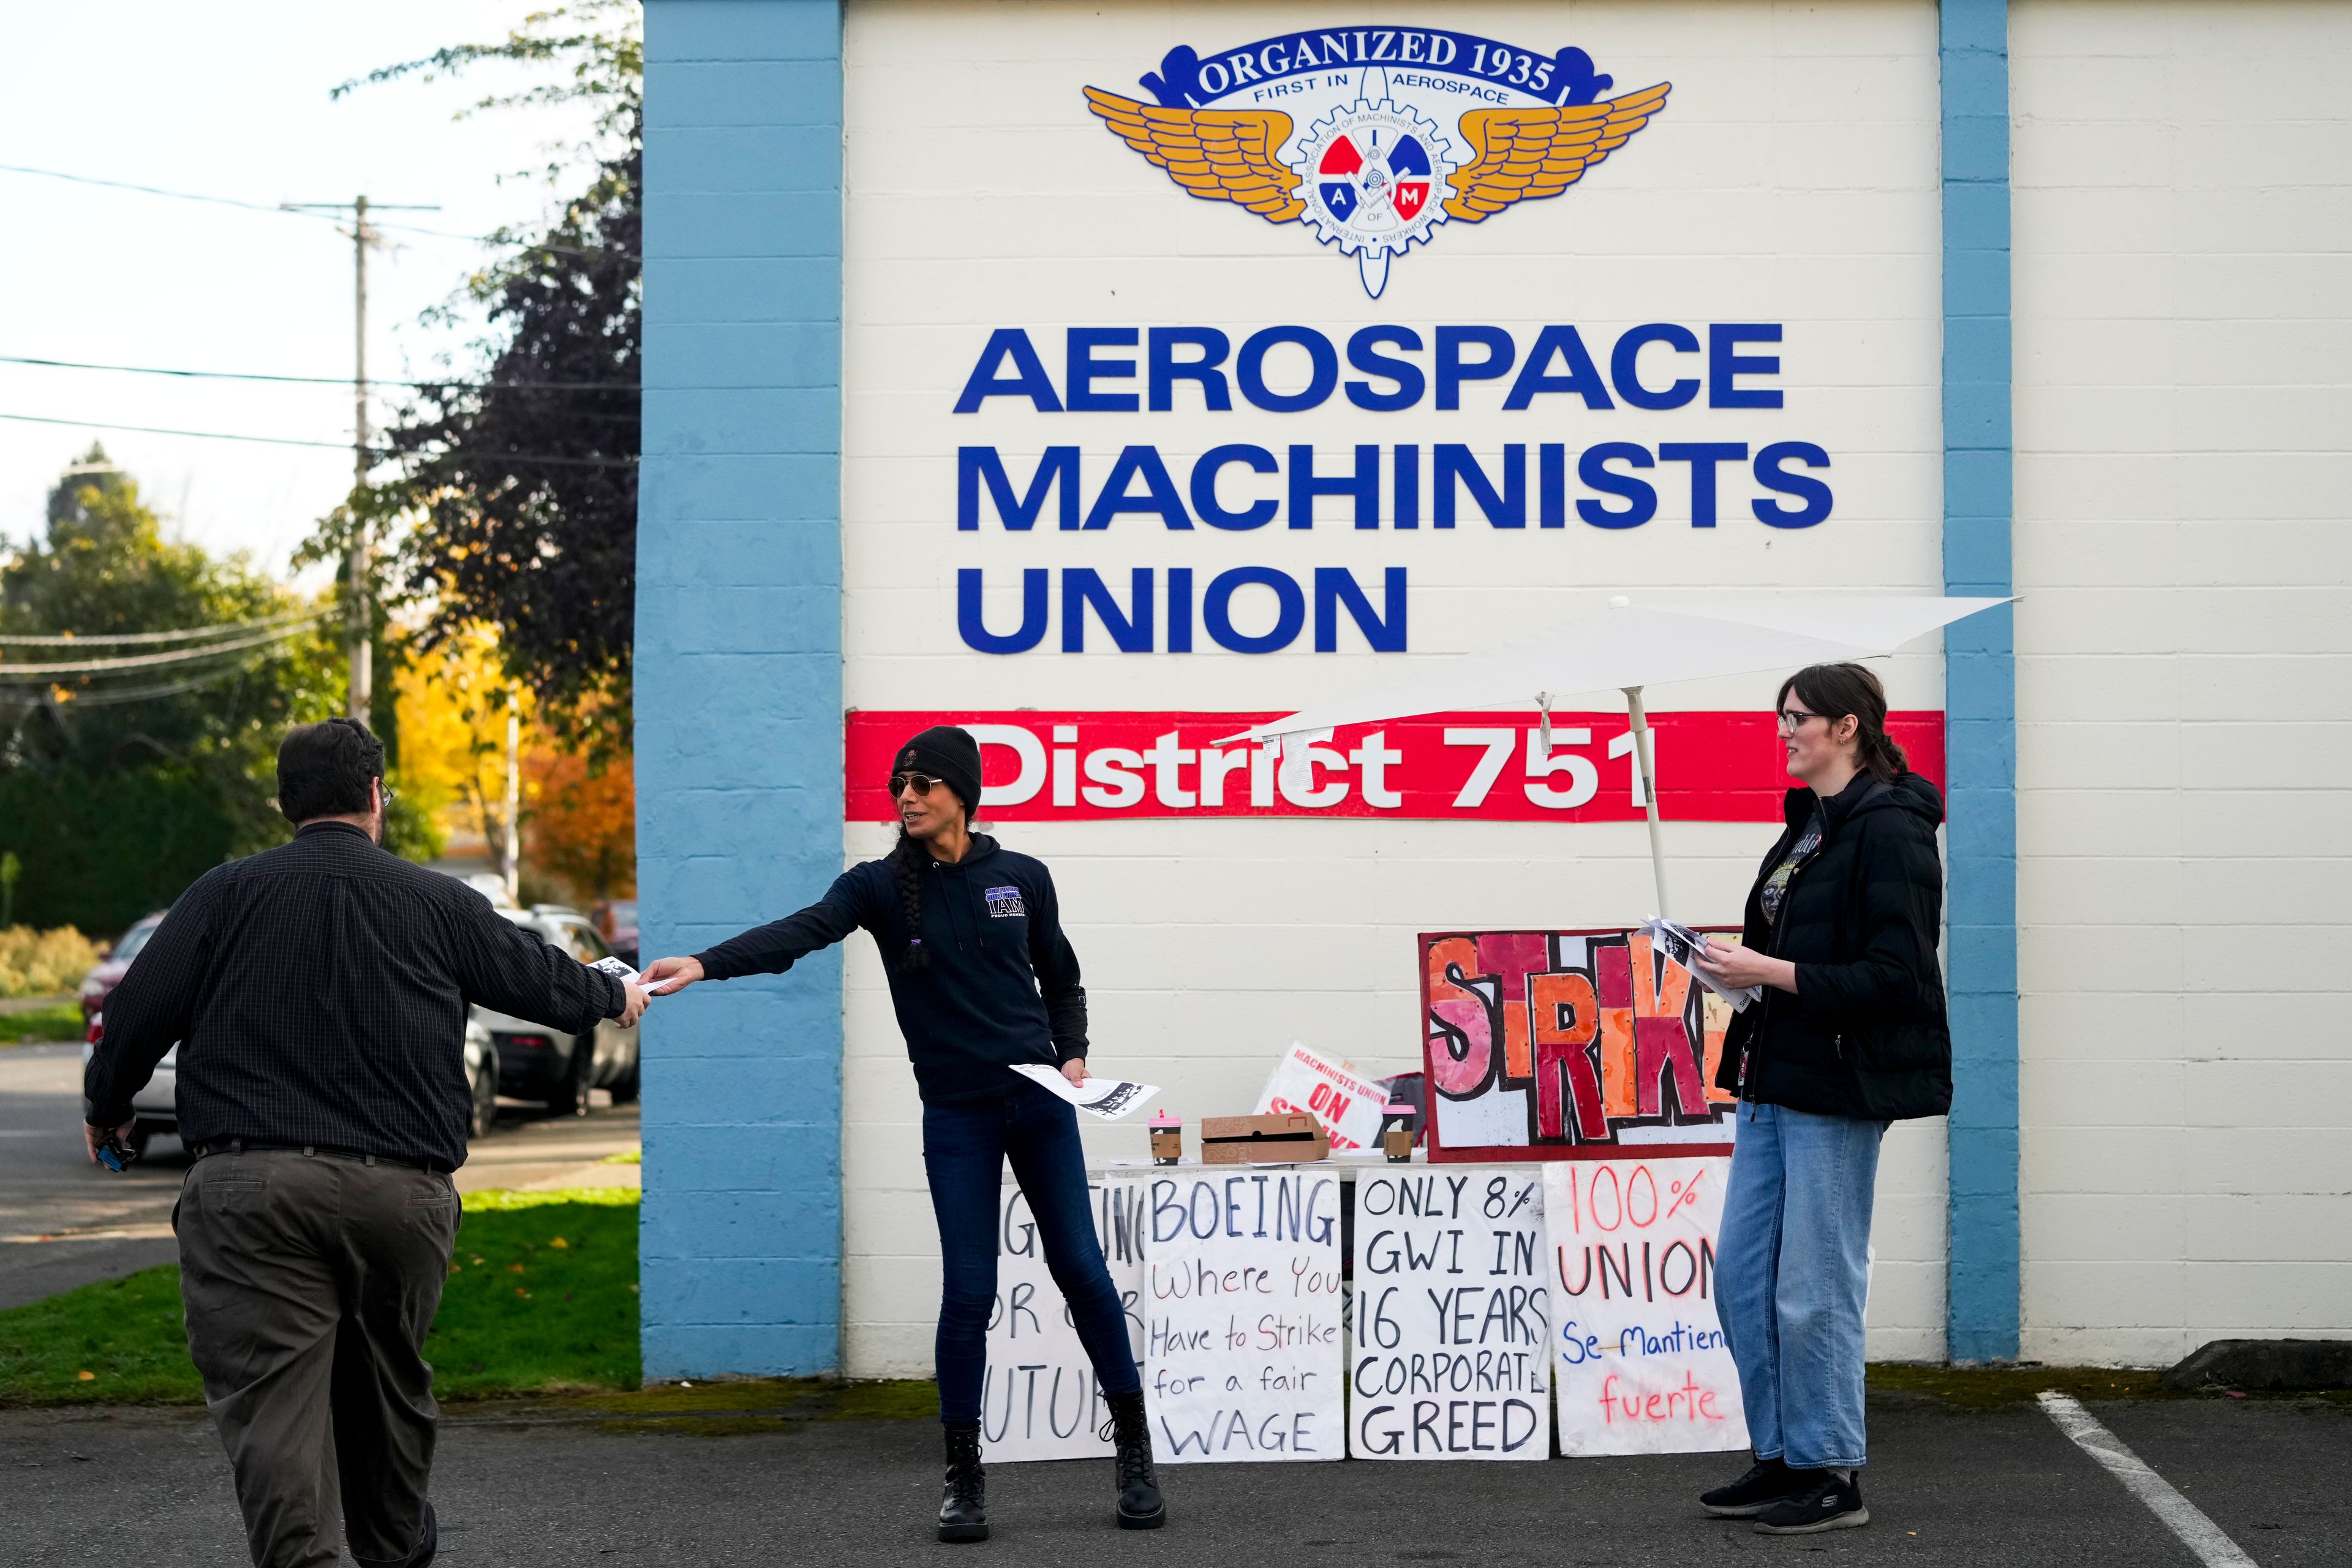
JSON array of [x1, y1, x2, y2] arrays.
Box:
[[326, 2, 643, 758], [0, 449, 390, 933]]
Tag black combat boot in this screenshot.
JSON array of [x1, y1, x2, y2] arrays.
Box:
[[937, 1422, 987, 1544], [1101, 1390, 1166, 1530]]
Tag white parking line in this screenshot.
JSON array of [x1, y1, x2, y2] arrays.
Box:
[[2037, 1392, 2256, 1568]]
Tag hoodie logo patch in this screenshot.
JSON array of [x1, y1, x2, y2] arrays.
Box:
[[984, 886, 1025, 918]]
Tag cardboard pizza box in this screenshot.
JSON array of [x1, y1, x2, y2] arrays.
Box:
[[1199, 1112, 1330, 1164]]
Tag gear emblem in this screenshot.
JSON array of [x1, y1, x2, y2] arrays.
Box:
[[1089, 38, 1673, 301], [1291, 85, 1455, 297]]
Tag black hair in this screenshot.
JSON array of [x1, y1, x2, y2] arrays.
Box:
[[1777, 662, 1909, 782], [888, 828, 933, 971], [276, 718, 386, 824], [886, 799, 979, 972]]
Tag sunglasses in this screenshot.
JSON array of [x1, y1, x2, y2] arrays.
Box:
[[889, 772, 944, 797]]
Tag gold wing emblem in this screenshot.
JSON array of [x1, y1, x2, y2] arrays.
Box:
[[1442, 83, 1672, 222], [1083, 87, 1305, 224]]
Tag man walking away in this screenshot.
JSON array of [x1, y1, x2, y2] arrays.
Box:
[[85, 718, 649, 1568]]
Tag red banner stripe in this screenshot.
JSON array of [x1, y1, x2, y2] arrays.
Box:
[[847, 710, 1944, 823]]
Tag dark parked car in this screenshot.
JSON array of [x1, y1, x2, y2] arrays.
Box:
[[80, 911, 167, 1027], [473, 906, 641, 1115]]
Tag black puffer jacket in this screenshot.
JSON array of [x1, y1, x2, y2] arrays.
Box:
[[1714, 769, 1952, 1121]]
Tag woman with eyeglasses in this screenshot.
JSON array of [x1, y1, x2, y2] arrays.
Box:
[[641, 725, 1162, 1543], [1686, 663, 1951, 1537]]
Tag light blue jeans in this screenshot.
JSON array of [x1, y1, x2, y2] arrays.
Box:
[[1716, 1099, 1888, 1469]]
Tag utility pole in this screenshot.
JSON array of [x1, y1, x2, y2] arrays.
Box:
[[502, 696, 522, 907], [281, 194, 439, 722]]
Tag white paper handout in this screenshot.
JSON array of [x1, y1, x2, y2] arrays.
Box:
[[1638, 918, 1760, 1011], [1006, 1063, 1157, 1121], [590, 954, 684, 995]]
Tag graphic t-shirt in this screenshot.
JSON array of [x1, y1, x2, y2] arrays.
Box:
[[1758, 806, 1826, 928]]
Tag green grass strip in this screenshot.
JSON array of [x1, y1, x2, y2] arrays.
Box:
[[0, 1266, 201, 1403], [0, 1188, 643, 1407], [5, 1001, 85, 1044]]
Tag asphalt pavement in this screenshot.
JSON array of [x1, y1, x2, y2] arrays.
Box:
[[0, 1043, 641, 1310], [2, 1390, 2345, 1566]]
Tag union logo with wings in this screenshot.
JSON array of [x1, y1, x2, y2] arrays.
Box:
[[1085, 28, 1669, 298]]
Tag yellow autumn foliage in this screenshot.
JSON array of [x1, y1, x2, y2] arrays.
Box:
[[0, 925, 100, 998]]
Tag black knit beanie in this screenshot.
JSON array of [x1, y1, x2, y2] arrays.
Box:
[[892, 725, 984, 816]]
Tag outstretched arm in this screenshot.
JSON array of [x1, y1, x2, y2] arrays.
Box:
[[454, 897, 632, 1033], [642, 873, 871, 995]]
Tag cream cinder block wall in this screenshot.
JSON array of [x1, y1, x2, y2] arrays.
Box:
[[837, 0, 1948, 1377], [2012, 1, 2352, 1364]]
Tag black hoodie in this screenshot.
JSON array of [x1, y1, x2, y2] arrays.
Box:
[[1714, 769, 1953, 1121], [693, 835, 1086, 1104]]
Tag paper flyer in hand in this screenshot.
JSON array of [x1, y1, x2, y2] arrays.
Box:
[[1639, 918, 1761, 1011], [591, 955, 682, 996], [1006, 1063, 1157, 1121]]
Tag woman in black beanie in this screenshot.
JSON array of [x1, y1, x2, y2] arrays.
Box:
[[643, 725, 1161, 1542]]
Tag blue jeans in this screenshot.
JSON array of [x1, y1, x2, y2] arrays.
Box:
[[922, 1082, 1140, 1425], [1716, 1099, 1887, 1469]]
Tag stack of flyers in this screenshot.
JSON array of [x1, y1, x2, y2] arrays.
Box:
[[1639, 917, 1762, 1011], [590, 954, 683, 995]]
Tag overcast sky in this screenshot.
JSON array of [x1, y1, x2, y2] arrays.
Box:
[[0, 2, 614, 584]]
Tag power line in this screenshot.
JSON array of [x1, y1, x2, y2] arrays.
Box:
[[0, 411, 639, 467], [0, 161, 484, 241], [0, 609, 328, 647], [0, 353, 639, 394], [0, 162, 597, 255], [2, 663, 266, 708], [0, 621, 326, 680], [0, 410, 349, 448]]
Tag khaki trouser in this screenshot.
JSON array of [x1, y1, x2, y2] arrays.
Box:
[[176, 1148, 459, 1568]]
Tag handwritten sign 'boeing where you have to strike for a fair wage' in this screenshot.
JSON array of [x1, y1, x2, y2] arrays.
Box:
[[1143, 1169, 1343, 1463], [1350, 1169, 1551, 1459], [1547, 1156, 1749, 1456]]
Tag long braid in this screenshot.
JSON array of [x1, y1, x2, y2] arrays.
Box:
[[890, 827, 931, 971]]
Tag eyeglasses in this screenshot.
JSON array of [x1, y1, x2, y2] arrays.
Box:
[[1776, 709, 1826, 735], [377, 779, 399, 809], [889, 772, 943, 797]]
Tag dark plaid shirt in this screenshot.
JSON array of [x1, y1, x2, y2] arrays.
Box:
[[85, 821, 623, 1170]]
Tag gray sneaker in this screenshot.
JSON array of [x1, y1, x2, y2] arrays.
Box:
[[1700, 1456, 1801, 1518], [1753, 1469, 1869, 1534]]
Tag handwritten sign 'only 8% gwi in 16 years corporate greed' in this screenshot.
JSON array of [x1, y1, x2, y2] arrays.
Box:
[[1350, 1169, 1551, 1460]]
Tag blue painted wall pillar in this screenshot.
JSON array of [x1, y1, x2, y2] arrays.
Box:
[[1939, 0, 2021, 1363], [637, 0, 846, 1377]]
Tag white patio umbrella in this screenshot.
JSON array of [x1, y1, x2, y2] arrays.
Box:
[[1221, 594, 2013, 917]]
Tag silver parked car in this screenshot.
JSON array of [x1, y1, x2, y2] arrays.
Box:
[[472, 906, 641, 1116]]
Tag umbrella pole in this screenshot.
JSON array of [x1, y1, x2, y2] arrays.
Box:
[[1624, 685, 1670, 918]]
